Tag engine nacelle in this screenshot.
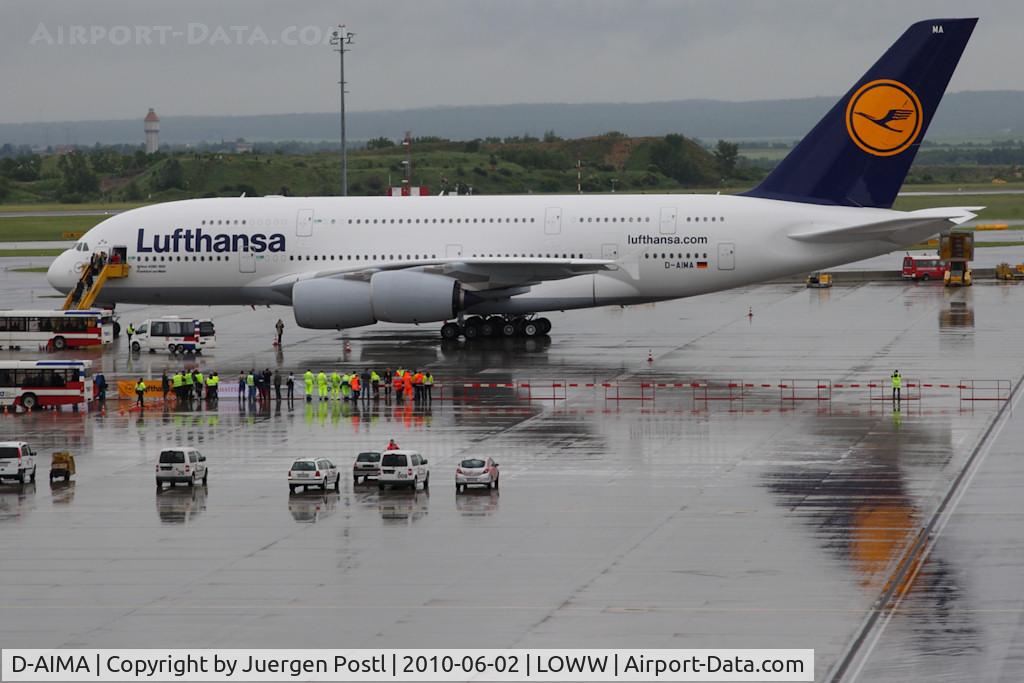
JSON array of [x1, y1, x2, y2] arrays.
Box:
[[292, 278, 374, 329], [371, 271, 461, 323]]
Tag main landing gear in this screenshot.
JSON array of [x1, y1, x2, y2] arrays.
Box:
[[440, 315, 552, 340]]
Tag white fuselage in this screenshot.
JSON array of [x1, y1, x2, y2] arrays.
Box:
[[48, 194, 916, 321]]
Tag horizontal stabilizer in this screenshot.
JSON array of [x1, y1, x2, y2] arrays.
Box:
[[787, 207, 981, 244]]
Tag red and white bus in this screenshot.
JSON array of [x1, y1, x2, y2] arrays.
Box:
[[901, 256, 948, 281], [0, 360, 94, 410], [0, 310, 115, 350]]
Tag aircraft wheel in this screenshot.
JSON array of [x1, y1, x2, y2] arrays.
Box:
[[463, 320, 481, 340], [501, 320, 517, 337], [536, 318, 552, 335], [522, 320, 540, 337], [440, 322, 461, 340]]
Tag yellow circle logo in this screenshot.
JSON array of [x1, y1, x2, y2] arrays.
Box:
[[845, 79, 922, 157]]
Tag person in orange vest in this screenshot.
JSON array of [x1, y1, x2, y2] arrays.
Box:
[[412, 370, 425, 403], [393, 371, 405, 403], [350, 372, 361, 402], [403, 370, 414, 401]]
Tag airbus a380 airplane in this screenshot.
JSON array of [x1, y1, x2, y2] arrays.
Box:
[[48, 19, 979, 339]]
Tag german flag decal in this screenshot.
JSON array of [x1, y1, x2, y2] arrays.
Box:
[[697, 261, 709, 269]]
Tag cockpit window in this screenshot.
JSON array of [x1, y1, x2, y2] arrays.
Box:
[[75, 242, 90, 252]]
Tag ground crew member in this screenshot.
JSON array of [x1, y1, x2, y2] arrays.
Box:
[[126, 323, 135, 352], [273, 370, 282, 401], [403, 371, 414, 402], [412, 370, 424, 402], [330, 371, 342, 400], [287, 372, 295, 401], [317, 370, 328, 400], [206, 372, 218, 401], [246, 369, 256, 402], [351, 372, 361, 402], [172, 370, 183, 401], [161, 371, 169, 400], [392, 371, 404, 403], [238, 371, 246, 402], [424, 371, 434, 402], [891, 369, 902, 402], [183, 368, 194, 401], [135, 378, 146, 407], [303, 369, 314, 402], [275, 318, 284, 347], [386, 438, 399, 450], [370, 369, 381, 400], [194, 370, 204, 400]]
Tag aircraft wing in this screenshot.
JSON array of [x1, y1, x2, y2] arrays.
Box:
[[268, 257, 616, 293], [787, 207, 982, 244]]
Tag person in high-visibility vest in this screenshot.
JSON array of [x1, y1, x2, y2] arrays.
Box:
[[392, 371, 404, 403], [194, 370, 204, 400], [172, 371, 184, 401], [370, 369, 381, 400], [135, 378, 146, 407], [183, 368, 194, 401], [403, 371, 414, 401], [206, 372, 218, 401], [330, 371, 342, 400], [351, 373, 361, 402], [126, 323, 135, 353], [246, 370, 256, 402], [303, 370, 314, 402], [317, 371, 328, 400], [412, 370, 424, 402], [424, 372, 434, 402], [891, 369, 902, 402]]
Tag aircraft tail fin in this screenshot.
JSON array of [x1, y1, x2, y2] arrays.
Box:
[[743, 18, 977, 209]]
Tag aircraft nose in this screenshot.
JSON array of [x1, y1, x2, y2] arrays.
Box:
[[47, 250, 79, 294]]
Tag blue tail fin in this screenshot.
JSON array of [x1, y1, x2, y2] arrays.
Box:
[[743, 18, 976, 209]]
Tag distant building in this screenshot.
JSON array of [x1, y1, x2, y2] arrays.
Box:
[[144, 108, 160, 153]]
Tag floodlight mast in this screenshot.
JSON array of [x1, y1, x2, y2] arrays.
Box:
[[330, 26, 355, 196]]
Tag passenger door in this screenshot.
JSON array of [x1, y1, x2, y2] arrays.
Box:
[[296, 209, 314, 237], [195, 452, 207, 480], [659, 207, 677, 235], [601, 243, 619, 259], [238, 248, 255, 273], [717, 242, 735, 270], [544, 207, 562, 235]]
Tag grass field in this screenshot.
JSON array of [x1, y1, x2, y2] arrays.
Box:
[[0, 215, 105, 242], [0, 202, 147, 213], [0, 249, 63, 257], [8, 266, 50, 273]]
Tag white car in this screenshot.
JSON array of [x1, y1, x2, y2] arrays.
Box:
[[455, 457, 500, 493], [155, 447, 208, 490], [289, 457, 340, 493], [378, 450, 429, 491], [0, 441, 36, 487], [352, 451, 381, 484]]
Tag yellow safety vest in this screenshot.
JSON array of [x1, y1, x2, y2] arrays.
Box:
[[891, 374, 902, 389]]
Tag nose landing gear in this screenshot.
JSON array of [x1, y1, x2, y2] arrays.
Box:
[[440, 315, 551, 340]]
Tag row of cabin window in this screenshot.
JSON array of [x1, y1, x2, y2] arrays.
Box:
[[580, 217, 651, 223], [197, 218, 540, 226], [288, 252, 586, 261], [645, 252, 710, 260]]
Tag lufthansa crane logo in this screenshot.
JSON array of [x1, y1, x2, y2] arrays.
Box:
[[845, 79, 922, 157]]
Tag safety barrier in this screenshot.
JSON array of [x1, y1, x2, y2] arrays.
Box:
[[959, 379, 1012, 402], [867, 378, 922, 402], [779, 379, 832, 402]]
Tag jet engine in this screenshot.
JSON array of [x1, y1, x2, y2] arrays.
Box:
[[292, 271, 465, 329]]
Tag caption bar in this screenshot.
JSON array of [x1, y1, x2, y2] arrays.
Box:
[[1, 649, 812, 682]]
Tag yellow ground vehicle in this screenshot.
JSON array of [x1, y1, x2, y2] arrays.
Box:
[[50, 451, 76, 482], [944, 261, 972, 287], [806, 272, 833, 288], [996, 263, 1024, 281]]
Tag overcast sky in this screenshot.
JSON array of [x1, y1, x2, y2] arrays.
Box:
[[0, 0, 1019, 124]]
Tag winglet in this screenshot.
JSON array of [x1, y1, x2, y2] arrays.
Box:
[[743, 18, 977, 209]]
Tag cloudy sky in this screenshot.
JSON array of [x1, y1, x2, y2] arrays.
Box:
[[0, 0, 1019, 124]]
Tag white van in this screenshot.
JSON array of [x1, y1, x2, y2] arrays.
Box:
[[131, 317, 216, 355], [155, 447, 208, 489], [0, 441, 36, 486], [378, 450, 429, 490]]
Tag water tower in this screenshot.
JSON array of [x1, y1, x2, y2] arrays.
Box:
[[144, 108, 160, 153]]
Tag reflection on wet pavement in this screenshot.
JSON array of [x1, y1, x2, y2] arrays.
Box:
[[1, 268, 1024, 679]]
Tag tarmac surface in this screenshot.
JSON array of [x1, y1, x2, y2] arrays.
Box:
[[0, 261, 1023, 682]]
